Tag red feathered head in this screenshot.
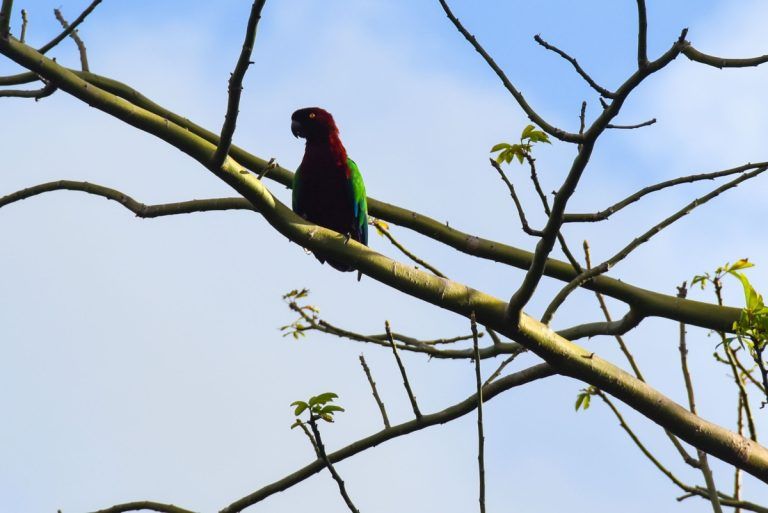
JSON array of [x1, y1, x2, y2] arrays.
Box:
[[290, 107, 340, 142]]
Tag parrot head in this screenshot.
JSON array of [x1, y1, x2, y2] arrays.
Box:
[[291, 107, 339, 142]]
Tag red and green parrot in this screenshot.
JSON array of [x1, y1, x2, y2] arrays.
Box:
[[290, 107, 368, 273]]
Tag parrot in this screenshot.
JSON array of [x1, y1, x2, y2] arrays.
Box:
[[290, 107, 368, 274]]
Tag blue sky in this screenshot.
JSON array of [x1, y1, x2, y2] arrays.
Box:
[[2, 1, 768, 512]]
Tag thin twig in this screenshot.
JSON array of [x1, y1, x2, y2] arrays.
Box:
[[37, 0, 102, 55], [372, 219, 447, 277], [489, 158, 543, 237], [677, 282, 724, 513], [308, 417, 362, 513], [564, 162, 768, 223], [483, 352, 524, 387], [534, 34, 615, 98], [736, 393, 744, 513], [211, 0, 267, 170], [385, 321, 422, 419], [607, 118, 656, 129], [471, 312, 486, 513], [19, 8, 26, 43], [358, 354, 390, 428], [53, 8, 89, 72], [437, 0, 583, 143]]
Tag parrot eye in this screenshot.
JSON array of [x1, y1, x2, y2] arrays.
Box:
[[308, 112, 316, 119]]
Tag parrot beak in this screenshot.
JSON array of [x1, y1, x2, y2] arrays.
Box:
[[291, 120, 303, 138]]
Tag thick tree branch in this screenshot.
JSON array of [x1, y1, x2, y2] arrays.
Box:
[[0, 0, 11, 39], [220, 363, 555, 513], [211, 0, 266, 170], [437, 0, 583, 143]]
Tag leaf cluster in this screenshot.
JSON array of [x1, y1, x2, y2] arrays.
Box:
[[490, 124, 551, 165], [290, 392, 345, 428]]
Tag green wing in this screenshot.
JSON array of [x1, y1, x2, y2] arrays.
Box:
[[347, 158, 368, 245]]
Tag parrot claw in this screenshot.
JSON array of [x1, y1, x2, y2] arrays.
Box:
[[344, 233, 352, 245]]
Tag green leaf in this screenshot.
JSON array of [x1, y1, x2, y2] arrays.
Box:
[[290, 419, 303, 429], [309, 392, 338, 407], [320, 413, 334, 422], [575, 393, 585, 411], [730, 271, 762, 310], [728, 259, 754, 272], [320, 404, 345, 414], [520, 124, 535, 140], [490, 142, 511, 153], [516, 152, 524, 164], [291, 401, 308, 416]]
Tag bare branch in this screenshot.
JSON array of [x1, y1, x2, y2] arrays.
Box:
[[489, 158, 543, 237], [534, 34, 615, 98], [19, 7, 25, 43], [683, 43, 768, 69], [556, 308, 643, 341], [607, 118, 656, 129], [372, 219, 447, 277], [307, 417, 361, 513], [37, 0, 102, 55], [0, 70, 36, 85], [437, 0, 584, 143], [87, 502, 197, 513], [677, 283, 724, 513], [54, 8, 90, 72], [358, 354, 390, 429], [470, 313, 486, 513], [211, 0, 267, 170], [221, 364, 555, 513], [564, 162, 768, 223], [636, 0, 649, 67], [0, 78, 55, 99], [386, 321, 422, 419]]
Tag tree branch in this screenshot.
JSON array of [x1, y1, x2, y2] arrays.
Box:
[[564, 162, 768, 223], [636, 0, 649, 67], [358, 354, 390, 428], [386, 321, 422, 419], [88, 501, 197, 513], [38, 0, 102, 55], [220, 363, 555, 513], [606, 118, 656, 129], [54, 8, 90, 72], [437, 0, 584, 143], [0, 77, 55, 99], [683, 43, 768, 69], [470, 313, 486, 513], [533, 34, 615, 98], [307, 417, 361, 513], [372, 219, 447, 277], [211, 0, 267, 170]]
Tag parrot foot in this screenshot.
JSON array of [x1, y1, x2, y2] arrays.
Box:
[[344, 232, 352, 244]]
